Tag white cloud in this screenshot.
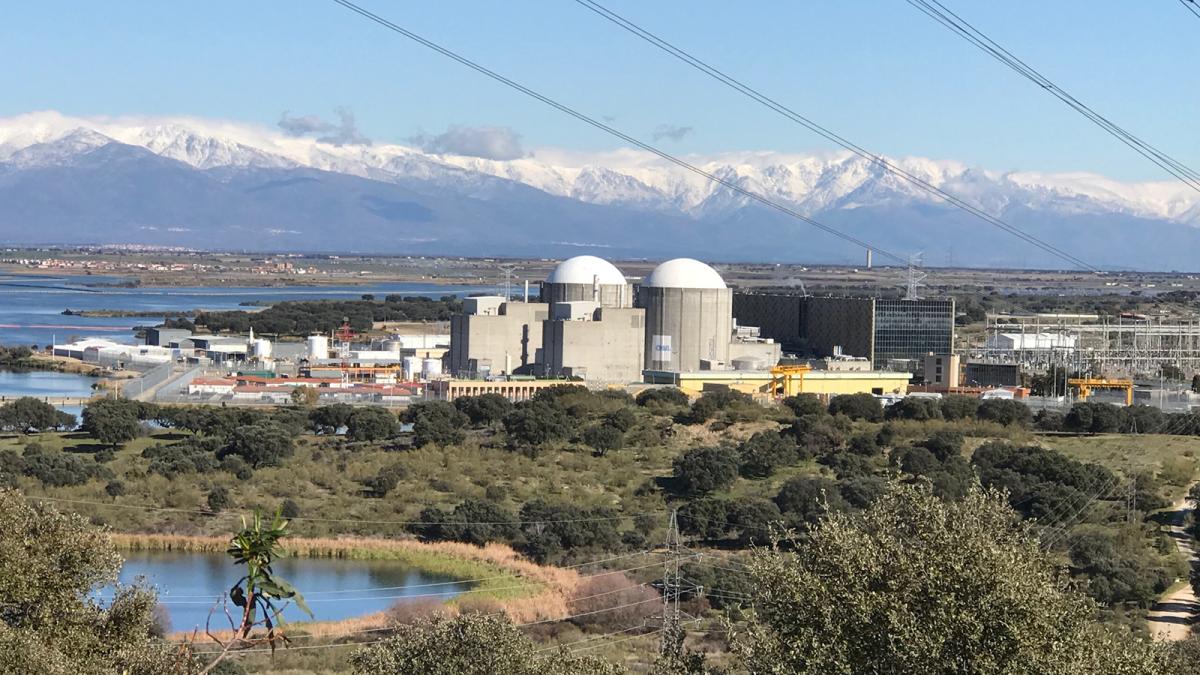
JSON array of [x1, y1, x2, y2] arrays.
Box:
[[411, 124, 526, 160]]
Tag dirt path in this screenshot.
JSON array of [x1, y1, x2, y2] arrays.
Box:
[[1147, 494, 1198, 641]]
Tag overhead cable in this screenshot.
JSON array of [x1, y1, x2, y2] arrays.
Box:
[[907, 0, 1200, 194], [326, 0, 908, 264], [572, 0, 1100, 272]]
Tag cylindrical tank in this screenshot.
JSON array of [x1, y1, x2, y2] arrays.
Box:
[[403, 355, 421, 380], [252, 339, 272, 359], [640, 258, 732, 372], [541, 255, 633, 308], [383, 338, 405, 353], [421, 358, 443, 379], [306, 335, 329, 360]]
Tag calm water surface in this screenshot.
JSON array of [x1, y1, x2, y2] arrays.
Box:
[[0, 370, 97, 399], [107, 551, 470, 631], [0, 274, 488, 346]]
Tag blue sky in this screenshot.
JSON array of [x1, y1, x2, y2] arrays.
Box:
[[3, 1, 1196, 180]]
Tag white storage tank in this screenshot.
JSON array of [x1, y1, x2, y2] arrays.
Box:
[[383, 339, 405, 353], [421, 358, 443, 379], [252, 339, 273, 359], [640, 258, 732, 373], [306, 335, 329, 360], [403, 355, 421, 380]]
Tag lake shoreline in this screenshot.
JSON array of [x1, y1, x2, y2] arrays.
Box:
[[111, 533, 580, 631]]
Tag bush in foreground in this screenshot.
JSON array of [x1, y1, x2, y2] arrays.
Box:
[[735, 483, 1171, 673]]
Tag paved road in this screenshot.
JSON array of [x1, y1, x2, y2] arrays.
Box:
[[1147, 495, 1198, 641]]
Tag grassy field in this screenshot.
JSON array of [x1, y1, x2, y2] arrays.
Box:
[[1041, 433, 1200, 502]]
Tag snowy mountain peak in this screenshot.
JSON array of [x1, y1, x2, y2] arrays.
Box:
[[1, 110, 1198, 232]]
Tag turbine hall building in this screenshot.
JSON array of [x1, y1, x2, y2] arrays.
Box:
[[732, 293, 955, 373]]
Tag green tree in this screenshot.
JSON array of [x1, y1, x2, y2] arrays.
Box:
[[582, 423, 624, 456], [734, 484, 1171, 674], [347, 407, 400, 442], [365, 463, 407, 497], [308, 403, 355, 435], [940, 394, 980, 421], [976, 399, 1032, 427], [207, 486, 232, 513], [349, 614, 623, 675], [0, 396, 61, 433], [781, 393, 826, 418], [885, 396, 941, 421], [738, 430, 799, 478], [407, 401, 468, 448], [219, 423, 295, 468], [455, 393, 514, 428], [635, 387, 689, 410], [673, 446, 740, 496], [774, 476, 847, 530], [81, 398, 141, 447], [0, 489, 190, 673], [503, 401, 571, 450], [827, 393, 883, 421]]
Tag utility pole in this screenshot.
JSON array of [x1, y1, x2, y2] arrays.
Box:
[[660, 508, 682, 655]]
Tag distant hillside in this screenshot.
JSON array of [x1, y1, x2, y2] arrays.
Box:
[[2, 111, 1199, 269]]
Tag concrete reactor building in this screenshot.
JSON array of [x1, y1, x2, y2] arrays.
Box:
[[540, 257, 645, 383], [640, 258, 733, 372], [540, 255, 634, 308]]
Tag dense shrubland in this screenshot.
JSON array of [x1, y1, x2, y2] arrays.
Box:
[[1, 385, 1194, 636]]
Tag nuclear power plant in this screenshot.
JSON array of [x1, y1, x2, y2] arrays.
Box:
[[448, 255, 798, 389]]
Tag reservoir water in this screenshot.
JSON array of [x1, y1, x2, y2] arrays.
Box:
[[0, 274, 490, 346], [0, 370, 97, 400], [110, 550, 471, 632]]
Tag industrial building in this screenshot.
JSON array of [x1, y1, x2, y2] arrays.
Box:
[[541, 301, 646, 382], [640, 258, 734, 372], [642, 368, 911, 400], [448, 297, 548, 378], [732, 293, 955, 372]]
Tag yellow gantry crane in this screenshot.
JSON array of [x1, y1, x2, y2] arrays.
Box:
[[770, 365, 813, 398], [1067, 377, 1134, 406]]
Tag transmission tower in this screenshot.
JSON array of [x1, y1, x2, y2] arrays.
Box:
[[660, 508, 683, 655], [904, 252, 927, 300], [498, 264, 519, 301]]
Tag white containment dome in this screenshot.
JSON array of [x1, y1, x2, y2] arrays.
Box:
[[640, 258, 732, 372], [546, 255, 627, 286], [643, 258, 727, 290], [541, 255, 633, 308]]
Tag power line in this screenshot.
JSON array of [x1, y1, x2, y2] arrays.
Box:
[[326, 0, 907, 265], [571, 0, 1100, 273], [1179, 0, 1200, 21], [907, 0, 1200, 194]]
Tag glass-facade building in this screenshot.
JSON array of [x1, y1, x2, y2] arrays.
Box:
[[732, 293, 955, 372], [873, 298, 955, 372]]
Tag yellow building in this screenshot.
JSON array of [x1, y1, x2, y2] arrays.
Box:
[[643, 369, 911, 401]]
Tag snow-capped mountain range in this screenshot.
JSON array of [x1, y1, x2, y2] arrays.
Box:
[[1, 110, 1197, 269]]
